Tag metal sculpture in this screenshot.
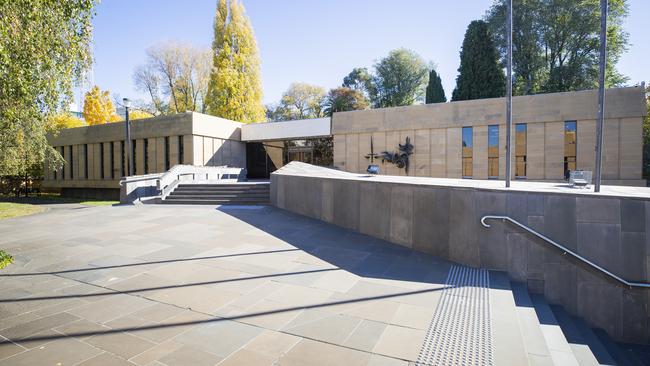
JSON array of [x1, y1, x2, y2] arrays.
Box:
[[365, 136, 414, 174]]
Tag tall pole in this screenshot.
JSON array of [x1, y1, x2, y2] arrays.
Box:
[[594, 0, 608, 192], [125, 106, 133, 176], [505, 0, 513, 187]]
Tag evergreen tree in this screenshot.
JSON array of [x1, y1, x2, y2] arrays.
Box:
[[452, 20, 506, 101], [425, 69, 447, 103], [205, 0, 265, 123]]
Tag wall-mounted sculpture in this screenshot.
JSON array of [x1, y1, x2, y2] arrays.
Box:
[[365, 136, 414, 174]]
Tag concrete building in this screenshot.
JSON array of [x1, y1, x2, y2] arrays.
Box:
[[332, 86, 647, 185], [43, 86, 647, 198]]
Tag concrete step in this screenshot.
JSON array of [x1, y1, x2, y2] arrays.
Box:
[[571, 317, 617, 365], [173, 187, 270, 192], [593, 329, 645, 366], [177, 184, 269, 189], [161, 199, 269, 205], [168, 193, 270, 198], [530, 294, 581, 366], [550, 305, 600, 365], [510, 282, 554, 365], [488, 272, 529, 366]]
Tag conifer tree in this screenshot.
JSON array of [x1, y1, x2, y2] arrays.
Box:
[[206, 0, 265, 123], [452, 20, 505, 101], [425, 69, 446, 103]]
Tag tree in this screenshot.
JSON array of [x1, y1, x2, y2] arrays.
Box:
[[134, 42, 211, 115], [83, 86, 120, 125], [452, 21, 506, 101], [369, 48, 429, 108], [643, 85, 650, 179], [0, 0, 95, 177], [485, 0, 629, 95], [342, 67, 374, 98], [205, 0, 265, 123], [128, 110, 155, 120], [323, 87, 369, 116], [425, 69, 447, 103], [279, 82, 326, 119], [48, 114, 87, 130]]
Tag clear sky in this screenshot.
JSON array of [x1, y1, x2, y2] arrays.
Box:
[[89, 0, 649, 108]]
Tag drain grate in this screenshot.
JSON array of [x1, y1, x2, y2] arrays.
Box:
[[416, 265, 493, 366]]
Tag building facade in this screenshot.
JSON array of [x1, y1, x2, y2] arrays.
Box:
[[44, 112, 246, 198], [331, 86, 647, 186]]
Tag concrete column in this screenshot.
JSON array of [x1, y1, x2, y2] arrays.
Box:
[[619, 117, 642, 179], [446, 128, 462, 178], [473, 126, 488, 179], [430, 129, 446, 178], [414, 129, 430, 177], [156, 137, 165, 172]]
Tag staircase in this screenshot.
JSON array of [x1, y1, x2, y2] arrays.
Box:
[[475, 271, 648, 366], [162, 182, 270, 205]]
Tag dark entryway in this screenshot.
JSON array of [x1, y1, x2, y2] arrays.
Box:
[[246, 142, 280, 179]]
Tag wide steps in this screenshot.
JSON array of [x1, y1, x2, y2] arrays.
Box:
[[163, 183, 270, 205]]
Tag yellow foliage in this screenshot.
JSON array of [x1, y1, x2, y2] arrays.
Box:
[[48, 113, 87, 129], [83, 86, 119, 125], [206, 0, 265, 123], [109, 109, 154, 123]]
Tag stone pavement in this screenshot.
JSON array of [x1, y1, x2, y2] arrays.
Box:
[[0, 204, 454, 365]]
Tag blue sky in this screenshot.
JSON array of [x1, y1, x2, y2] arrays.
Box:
[[88, 0, 649, 108]]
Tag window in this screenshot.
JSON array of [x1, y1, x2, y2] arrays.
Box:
[[61, 147, 65, 180], [564, 121, 577, 178], [109, 142, 115, 179], [144, 138, 149, 174], [164, 136, 170, 171], [515, 123, 527, 178], [83, 144, 88, 179], [132, 140, 137, 174], [120, 141, 125, 177], [462, 127, 473, 178], [69, 146, 74, 179], [100, 142, 105, 179], [488, 125, 499, 178], [178, 136, 184, 164]]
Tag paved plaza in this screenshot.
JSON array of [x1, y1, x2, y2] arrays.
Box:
[[0, 204, 457, 365]]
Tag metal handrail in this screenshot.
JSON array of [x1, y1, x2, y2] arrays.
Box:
[[481, 215, 650, 289]]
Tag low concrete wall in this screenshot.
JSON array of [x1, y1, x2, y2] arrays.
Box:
[[271, 163, 650, 344]]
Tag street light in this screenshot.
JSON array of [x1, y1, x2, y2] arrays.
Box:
[[123, 98, 134, 176]]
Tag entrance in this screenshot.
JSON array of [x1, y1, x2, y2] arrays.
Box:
[[245, 142, 280, 179]]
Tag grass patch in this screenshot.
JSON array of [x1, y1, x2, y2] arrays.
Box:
[[0, 250, 13, 269], [0, 194, 118, 207], [0, 202, 45, 220]]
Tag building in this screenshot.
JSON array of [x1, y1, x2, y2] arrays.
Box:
[[43, 86, 648, 198]]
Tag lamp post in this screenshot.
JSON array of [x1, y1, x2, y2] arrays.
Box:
[[123, 98, 133, 176], [594, 0, 608, 192], [505, 0, 513, 188]]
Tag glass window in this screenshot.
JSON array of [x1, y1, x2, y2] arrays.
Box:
[[164, 136, 170, 171], [144, 138, 149, 174], [100, 143, 105, 179], [69, 146, 74, 179], [120, 141, 125, 177], [132, 140, 137, 174], [462, 127, 473, 178], [488, 125, 499, 178], [178, 136, 184, 165], [515, 123, 527, 178], [564, 121, 577, 179]]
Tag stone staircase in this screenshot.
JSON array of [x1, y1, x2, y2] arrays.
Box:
[[161, 182, 270, 205], [479, 272, 648, 366]]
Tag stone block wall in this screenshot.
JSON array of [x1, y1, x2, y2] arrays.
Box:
[[272, 171, 650, 344]]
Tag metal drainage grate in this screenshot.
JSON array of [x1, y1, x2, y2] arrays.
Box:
[[416, 265, 493, 366]]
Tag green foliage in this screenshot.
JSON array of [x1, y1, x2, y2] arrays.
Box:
[[485, 0, 629, 95], [276, 82, 326, 120], [0, 250, 13, 269], [0, 0, 96, 177], [425, 69, 447, 103], [370, 49, 429, 108], [343, 67, 374, 98], [323, 87, 369, 117], [452, 20, 506, 101], [206, 0, 265, 123], [643, 85, 650, 179], [0, 202, 44, 220]]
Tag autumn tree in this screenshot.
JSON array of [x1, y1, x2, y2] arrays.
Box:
[[278, 83, 326, 120], [83, 86, 120, 125], [425, 69, 446, 103], [485, 0, 629, 94], [48, 114, 86, 130], [369, 49, 429, 108], [206, 0, 265, 123], [0, 0, 95, 177], [452, 21, 505, 101], [342, 67, 374, 99], [323, 87, 369, 116], [133, 42, 211, 115]]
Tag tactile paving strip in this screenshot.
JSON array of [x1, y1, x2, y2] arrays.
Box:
[[416, 265, 493, 366]]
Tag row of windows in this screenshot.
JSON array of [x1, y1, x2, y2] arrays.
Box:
[[54, 136, 184, 180], [462, 121, 577, 179]]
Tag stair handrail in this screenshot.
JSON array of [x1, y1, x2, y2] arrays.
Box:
[[481, 215, 650, 289]]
